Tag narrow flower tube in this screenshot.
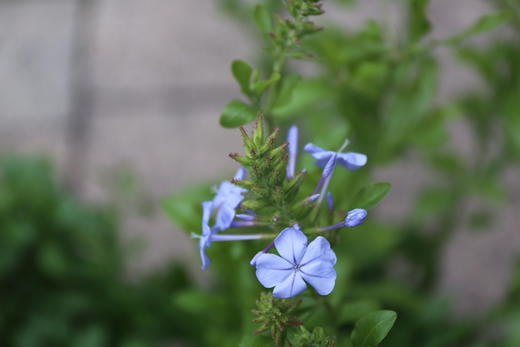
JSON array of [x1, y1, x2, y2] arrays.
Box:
[[210, 234, 263, 241], [229, 220, 256, 228], [286, 126, 298, 181], [306, 194, 320, 203], [317, 158, 336, 204], [313, 154, 337, 195], [327, 192, 334, 211], [235, 213, 256, 221]]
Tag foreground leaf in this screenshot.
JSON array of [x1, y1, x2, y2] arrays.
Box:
[[351, 310, 397, 347]]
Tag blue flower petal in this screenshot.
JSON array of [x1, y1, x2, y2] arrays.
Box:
[[274, 226, 308, 264], [234, 167, 247, 181], [337, 152, 367, 171], [255, 254, 293, 288], [214, 181, 246, 208], [300, 260, 336, 295], [215, 203, 236, 230], [199, 236, 211, 270], [273, 272, 307, 298], [345, 208, 367, 228], [304, 143, 333, 168], [250, 250, 264, 266], [202, 201, 212, 230], [300, 236, 337, 266], [303, 143, 326, 154]]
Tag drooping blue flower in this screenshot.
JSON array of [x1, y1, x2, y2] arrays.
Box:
[[304, 142, 367, 171], [199, 201, 214, 270], [198, 198, 263, 270], [254, 225, 337, 298], [286, 126, 298, 180], [198, 167, 248, 269], [211, 168, 248, 230]]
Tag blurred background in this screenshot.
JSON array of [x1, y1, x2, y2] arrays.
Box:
[[1, 0, 519, 346]]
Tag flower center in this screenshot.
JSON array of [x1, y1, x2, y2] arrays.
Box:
[[293, 264, 301, 271]]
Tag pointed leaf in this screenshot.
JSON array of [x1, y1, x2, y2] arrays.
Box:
[[444, 11, 512, 45], [351, 310, 397, 347], [253, 72, 281, 95], [353, 183, 391, 210], [220, 100, 257, 128]]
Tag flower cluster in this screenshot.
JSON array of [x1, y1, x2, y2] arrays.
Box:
[[195, 115, 367, 299]]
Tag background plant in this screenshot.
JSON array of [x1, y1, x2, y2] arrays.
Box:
[[164, 0, 520, 345]]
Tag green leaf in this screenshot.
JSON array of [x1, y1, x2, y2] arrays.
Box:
[[444, 11, 512, 45], [409, 0, 431, 42], [351, 310, 397, 347], [338, 300, 381, 324], [353, 183, 391, 210], [232, 60, 253, 97], [220, 100, 257, 128], [253, 72, 281, 95], [254, 4, 272, 35]]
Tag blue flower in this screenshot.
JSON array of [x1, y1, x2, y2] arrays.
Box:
[[304, 142, 367, 171], [198, 167, 248, 269], [199, 198, 263, 269], [211, 168, 248, 231], [344, 208, 367, 228], [254, 225, 337, 298]]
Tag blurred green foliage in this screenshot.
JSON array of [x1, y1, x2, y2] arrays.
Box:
[[0, 157, 202, 347], [164, 0, 520, 345]]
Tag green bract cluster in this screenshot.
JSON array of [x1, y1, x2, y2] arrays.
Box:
[[292, 326, 336, 347], [252, 292, 303, 346], [230, 115, 313, 228]]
